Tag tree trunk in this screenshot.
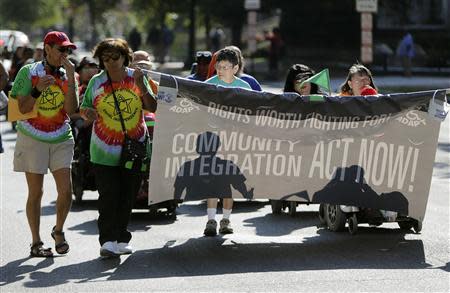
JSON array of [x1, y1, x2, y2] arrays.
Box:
[[204, 14, 211, 50], [231, 22, 242, 47], [87, 0, 98, 49], [185, 0, 196, 69]]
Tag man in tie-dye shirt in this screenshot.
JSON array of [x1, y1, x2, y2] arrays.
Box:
[[10, 31, 79, 257]]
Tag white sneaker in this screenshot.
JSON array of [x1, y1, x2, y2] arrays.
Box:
[[117, 242, 133, 255], [100, 241, 119, 258]]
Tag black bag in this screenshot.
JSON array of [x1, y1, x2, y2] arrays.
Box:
[[120, 135, 149, 173], [109, 74, 149, 173]]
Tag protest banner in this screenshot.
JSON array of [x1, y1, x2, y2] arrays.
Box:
[[149, 73, 448, 222]]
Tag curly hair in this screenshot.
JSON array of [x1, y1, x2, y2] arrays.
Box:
[[93, 38, 133, 69]]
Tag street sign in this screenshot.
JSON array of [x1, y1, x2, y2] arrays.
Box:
[[245, 0, 260, 10], [356, 0, 378, 13]]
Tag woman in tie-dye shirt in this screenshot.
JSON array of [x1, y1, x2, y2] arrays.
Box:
[[80, 38, 157, 258], [11, 31, 79, 258]]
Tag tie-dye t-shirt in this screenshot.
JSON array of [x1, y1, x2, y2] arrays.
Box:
[[81, 68, 153, 166], [10, 62, 78, 143]]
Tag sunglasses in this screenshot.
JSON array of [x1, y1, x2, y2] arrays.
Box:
[[196, 51, 212, 58], [101, 53, 121, 62], [56, 46, 73, 54]]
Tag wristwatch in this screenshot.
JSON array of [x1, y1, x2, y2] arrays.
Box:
[[31, 87, 42, 99]]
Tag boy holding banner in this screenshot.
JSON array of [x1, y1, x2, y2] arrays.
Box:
[[203, 48, 251, 236]]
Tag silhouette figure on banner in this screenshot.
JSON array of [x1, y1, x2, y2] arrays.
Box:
[[312, 165, 409, 214], [173, 132, 254, 201]]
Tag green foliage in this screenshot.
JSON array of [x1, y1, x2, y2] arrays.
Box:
[[0, 0, 57, 30], [279, 0, 359, 48], [199, 0, 246, 25]]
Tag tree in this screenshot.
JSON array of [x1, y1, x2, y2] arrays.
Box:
[[68, 0, 121, 48], [198, 0, 246, 47], [0, 0, 61, 33]]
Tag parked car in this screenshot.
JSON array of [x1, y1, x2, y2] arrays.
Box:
[[1, 30, 30, 56], [1, 30, 30, 73]]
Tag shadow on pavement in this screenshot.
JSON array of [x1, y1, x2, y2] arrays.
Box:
[[176, 200, 268, 218], [70, 200, 99, 212], [437, 142, 450, 153], [111, 232, 432, 281], [24, 258, 121, 288], [0, 257, 55, 286], [68, 219, 98, 236], [1, 229, 441, 288], [243, 211, 319, 236]]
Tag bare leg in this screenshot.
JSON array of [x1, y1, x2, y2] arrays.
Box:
[[223, 198, 233, 210], [52, 168, 72, 241], [207, 198, 218, 209], [25, 172, 44, 244]]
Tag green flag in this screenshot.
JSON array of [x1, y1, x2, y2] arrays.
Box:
[[300, 68, 331, 96], [308, 94, 325, 102]]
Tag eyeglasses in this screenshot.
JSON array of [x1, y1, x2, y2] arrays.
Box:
[[101, 53, 121, 62], [214, 64, 234, 71], [56, 46, 72, 54], [351, 76, 371, 84]]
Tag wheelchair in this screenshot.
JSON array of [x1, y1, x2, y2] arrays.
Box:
[[71, 119, 96, 203], [70, 113, 179, 218]]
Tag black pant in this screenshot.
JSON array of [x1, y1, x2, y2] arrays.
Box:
[[94, 164, 142, 245]]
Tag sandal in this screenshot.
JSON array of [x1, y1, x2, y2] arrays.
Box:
[[30, 241, 53, 257], [51, 226, 70, 254]]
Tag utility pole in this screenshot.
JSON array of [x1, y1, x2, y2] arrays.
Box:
[[245, 0, 260, 74], [356, 0, 378, 64]]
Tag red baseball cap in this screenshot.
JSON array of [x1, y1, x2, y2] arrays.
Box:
[[43, 31, 77, 49]]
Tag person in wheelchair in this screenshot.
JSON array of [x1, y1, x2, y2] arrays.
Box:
[[71, 56, 99, 137], [70, 56, 99, 202]]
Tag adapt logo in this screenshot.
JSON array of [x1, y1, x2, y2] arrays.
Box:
[[169, 98, 200, 114], [395, 111, 426, 127]]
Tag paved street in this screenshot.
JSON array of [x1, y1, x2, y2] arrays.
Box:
[[0, 83, 449, 292]]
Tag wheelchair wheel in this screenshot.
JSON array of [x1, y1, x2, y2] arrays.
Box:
[[287, 201, 296, 217], [325, 204, 346, 232], [73, 184, 83, 203], [270, 200, 283, 214], [318, 203, 327, 225], [347, 214, 358, 235]]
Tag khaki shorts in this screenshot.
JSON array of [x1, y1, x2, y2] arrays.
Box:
[[14, 131, 74, 174]]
